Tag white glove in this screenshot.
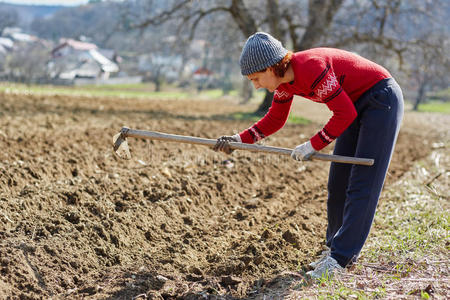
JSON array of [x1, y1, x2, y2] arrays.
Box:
[[291, 141, 316, 161], [231, 133, 242, 143]]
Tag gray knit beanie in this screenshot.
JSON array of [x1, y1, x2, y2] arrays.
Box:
[[239, 32, 288, 76]]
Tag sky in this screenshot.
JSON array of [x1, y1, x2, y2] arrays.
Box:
[[0, 0, 89, 6]]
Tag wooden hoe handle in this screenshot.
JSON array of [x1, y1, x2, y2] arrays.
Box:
[[120, 127, 374, 166]]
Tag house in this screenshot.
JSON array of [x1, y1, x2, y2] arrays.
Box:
[[137, 53, 183, 82], [49, 38, 119, 80], [1, 27, 41, 45], [1, 27, 44, 54], [0, 38, 12, 68], [193, 67, 213, 78], [0, 37, 13, 55], [193, 67, 215, 90], [0, 28, 50, 78]]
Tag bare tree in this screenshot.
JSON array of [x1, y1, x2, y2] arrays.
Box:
[[332, 0, 449, 110], [5, 42, 50, 84], [123, 0, 449, 113], [408, 35, 449, 110], [124, 0, 349, 114]]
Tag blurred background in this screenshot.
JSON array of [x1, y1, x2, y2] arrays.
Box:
[[0, 0, 449, 113]]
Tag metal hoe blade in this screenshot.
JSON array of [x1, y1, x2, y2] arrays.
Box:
[[112, 131, 131, 160]]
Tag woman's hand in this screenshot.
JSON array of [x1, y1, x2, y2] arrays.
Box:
[[213, 134, 241, 154], [291, 141, 316, 161]]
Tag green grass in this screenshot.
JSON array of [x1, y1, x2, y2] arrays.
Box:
[[289, 148, 449, 299], [418, 101, 450, 114], [228, 112, 310, 125], [0, 82, 312, 125], [79, 82, 153, 91], [287, 114, 311, 125], [0, 82, 239, 100], [428, 87, 450, 101], [0, 82, 187, 99]]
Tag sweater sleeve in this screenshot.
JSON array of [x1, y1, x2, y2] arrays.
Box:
[[239, 90, 294, 144], [301, 58, 357, 150]]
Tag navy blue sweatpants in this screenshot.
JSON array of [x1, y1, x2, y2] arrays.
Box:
[[326, 78, 404, 267]]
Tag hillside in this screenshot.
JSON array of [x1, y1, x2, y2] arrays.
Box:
[[0, 2, 64, 30]]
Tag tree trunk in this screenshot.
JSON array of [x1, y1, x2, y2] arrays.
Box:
[[266, 0, 283, 40], [413, 81, 427, 111], [253, 0, 283, 114], [229, 0, 258, 36], [256, 0, 345, 115], [155, 78, 161, 92], [296, 0, 344, 50], [256, 91, 274, 115], [154, 69, 162, 92], [240, 79, 253, 104]]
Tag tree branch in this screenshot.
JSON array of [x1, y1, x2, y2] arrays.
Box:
[[130, 0, 192, 29], [266, 0, 283, 40], [332, 33, 408, 67], [228, 0, 258, 37], [298, 0, 345, 50], [282, 9, 306, 51], [187, 7, 230, 40]]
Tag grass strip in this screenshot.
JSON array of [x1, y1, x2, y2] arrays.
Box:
[[288, 147, 449, 299], [0, 82, 242, 100], [229, 112, 310, 125], [418, 101, 450, 114]]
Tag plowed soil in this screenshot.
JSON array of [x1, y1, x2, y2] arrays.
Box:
[[0, 91, 447, 299]]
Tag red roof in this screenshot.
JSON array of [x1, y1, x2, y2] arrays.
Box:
[[52, 38, 98, 56], [62, 38, 97, 50], [193, 67, 213, 75]]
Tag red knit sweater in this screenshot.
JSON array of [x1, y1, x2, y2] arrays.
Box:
[[239, 48, 391, 150]]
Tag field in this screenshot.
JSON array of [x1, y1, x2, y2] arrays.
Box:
[[0, 87, 448, 299]]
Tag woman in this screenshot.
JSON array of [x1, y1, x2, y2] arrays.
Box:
[[213, 32, 404, 279]]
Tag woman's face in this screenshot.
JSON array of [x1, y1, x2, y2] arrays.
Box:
[[247, 68, 280, 93]]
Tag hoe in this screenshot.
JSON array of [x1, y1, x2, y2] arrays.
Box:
[[112, 127, 374, 166]]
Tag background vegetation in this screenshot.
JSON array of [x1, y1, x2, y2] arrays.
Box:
[[0, 0, 449, 113]]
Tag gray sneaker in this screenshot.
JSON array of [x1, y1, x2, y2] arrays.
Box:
[[306, 256, 343, 280], [308, 249, 330, 269]]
